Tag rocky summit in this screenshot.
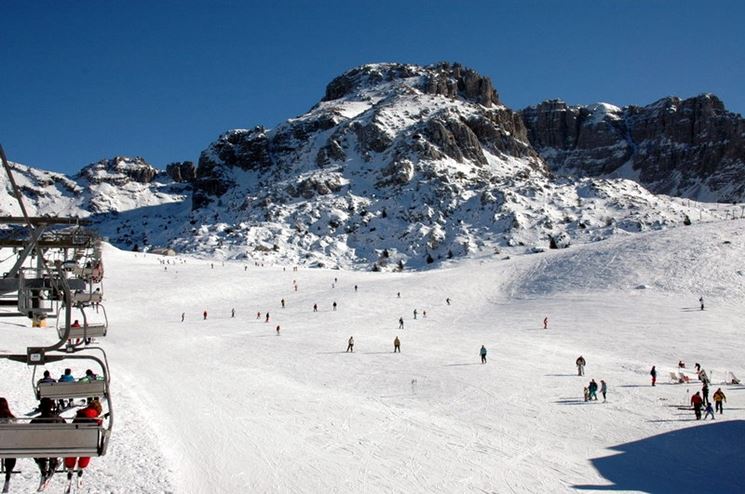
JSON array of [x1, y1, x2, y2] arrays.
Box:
[[1, 62, 743, 268], [522, 94, 745, 202]]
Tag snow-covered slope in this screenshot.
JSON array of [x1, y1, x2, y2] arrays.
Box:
[[1, 218, 743, 493]]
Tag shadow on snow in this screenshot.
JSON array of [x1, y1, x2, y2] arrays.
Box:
[[575, 420, 745, 493]]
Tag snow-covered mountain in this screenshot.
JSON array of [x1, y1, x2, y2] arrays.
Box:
[[1, 63, 742, 268], [522, 94, 745, 202]]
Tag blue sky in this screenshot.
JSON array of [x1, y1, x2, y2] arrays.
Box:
[[1, 1, 743, 174]]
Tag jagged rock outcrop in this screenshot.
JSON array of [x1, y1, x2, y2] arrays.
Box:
[[522, 94, 745, 201], [78, 156, 159, 185], [166, 161, 197, 182]]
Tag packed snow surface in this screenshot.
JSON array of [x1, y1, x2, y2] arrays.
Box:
[[1, 220, 744, 493]]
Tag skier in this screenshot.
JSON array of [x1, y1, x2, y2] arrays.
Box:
[[332, 301, 337, 311], [313, 304, 318, 312], [346, 336, 354, 353], [423, 310, 427, 318], [678, 360, 686, 368], [58, 368, 75, 409], [600, 380, 607, 402], [394, 336, 400, 353], [231, 308, 235, 318], [181, 312, 185, 322], [265, 313, 270, 323], [695, 362, 701, 373], [397, 292, 401, 298], [64, 400, 102, 489], [398, 317, 404, 329], [650, 366, 657, 386], [543, 316, 548, 329], [276, 325, 280, 335], [703, 402, 715, 420], [480, 345, 487, 364], [576, 356, 586, 376], [713, 388, 727, 414], [583, 387, 589, 402], [413, 309, 417, 319], [31, 398, 65, 490], [37, 370, 55, 386], [0, 397, 16, 493], [588, 379, 598, 401], [702, 382, 710, 406], [354, 285, 358, 292], [203, 310, 207, 320], [446, 298, 451, 305], [699, 296, 704, 311], [690, 391, 703, 420], [281, 299, 285, 308]]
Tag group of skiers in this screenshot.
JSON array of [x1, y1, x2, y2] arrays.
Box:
[[583, 379, 608, 402], [0, 394, 103, 492]]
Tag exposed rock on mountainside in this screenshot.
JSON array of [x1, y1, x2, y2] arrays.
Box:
[[1, 63, 741, 269], [522, 94, 745, 202], [78, 156, 159, 185], [166, 161, 197, 183]]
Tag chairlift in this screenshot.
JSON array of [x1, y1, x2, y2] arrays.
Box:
[[32, 349, 111, 401], [55, 304, 108, 341]]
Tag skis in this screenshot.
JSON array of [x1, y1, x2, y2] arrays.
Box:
[[37, 469, 57, 492], [63, 472, 82, 494]]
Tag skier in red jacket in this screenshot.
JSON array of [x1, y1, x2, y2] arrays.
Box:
[[690, 391, 703, 420]]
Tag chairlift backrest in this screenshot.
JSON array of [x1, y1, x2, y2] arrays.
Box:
[[37, 380, 106, 400], [0, 422, 106, 458]]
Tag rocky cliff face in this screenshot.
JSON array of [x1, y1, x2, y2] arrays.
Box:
[[522, 94, 745, 202], [181, 63, 709, 268]]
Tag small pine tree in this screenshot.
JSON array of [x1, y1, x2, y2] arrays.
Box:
[[426, 253, 434, 264], [447, 249, 453, 259]]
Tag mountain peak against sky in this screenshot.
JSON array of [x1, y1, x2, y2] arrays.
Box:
[[321, 62, 501, 108]]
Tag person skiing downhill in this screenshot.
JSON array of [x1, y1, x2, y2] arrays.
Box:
[[203, 310, 207, 320], [413, 309, 417, 319], [699, 296, 704, 311], [332, 301, 337, 311], [543, 316, 548, 329], [313, 304, 318, 312], [276, 325, 280, 335], [394, 336, 400, 353], [281, 299, 285, 308], [398, 317, 404, 329], [650, 366, 657, 386], [231, 308, 235, 318], [181, 312, 185, 322], [576, 356, 586, 376], [480, 345, 487, 364], [346, 337, 354, 353], [713, 388, 727, 414], [265, 313, 270, 323]]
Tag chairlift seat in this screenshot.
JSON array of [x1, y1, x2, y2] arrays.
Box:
[[37, 380, 106, 400], [0, 423, 106, 458], [59, 324, 107, 339], [72, 293, 102, 304]]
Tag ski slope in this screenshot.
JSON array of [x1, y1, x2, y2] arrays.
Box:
[[2, 220, 745, 493]]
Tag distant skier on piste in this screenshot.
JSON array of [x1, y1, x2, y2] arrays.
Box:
[[346, 336, 354, 352], [394, 336, 400, 352], [699, 296, 704, 310], [480, 345, 487, 364], [543, 316, 548, 329], [398, 317, 404, 329], [576, 356, 586, 376], [650, 366, 656, 386]]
